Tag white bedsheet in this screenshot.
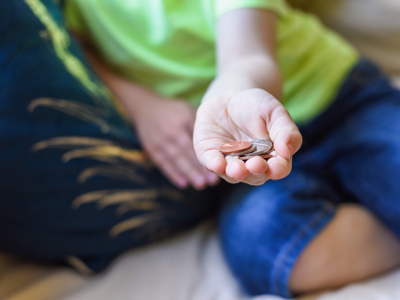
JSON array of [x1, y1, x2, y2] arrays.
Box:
[[59, 224, 267, 300], [2, 223, 399, 300], [58, 224, 400, 300], [59, 224, 400, 300]]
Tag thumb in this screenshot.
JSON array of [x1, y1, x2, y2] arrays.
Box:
[[265, 106, 302, 160]]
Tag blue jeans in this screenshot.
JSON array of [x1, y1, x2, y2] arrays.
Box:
[[220, 60, 400, 297]]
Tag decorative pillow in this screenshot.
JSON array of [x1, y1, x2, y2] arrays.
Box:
[[0, 0, 217, 273]]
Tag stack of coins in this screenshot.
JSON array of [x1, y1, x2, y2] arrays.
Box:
[[219, 139, 274, 161]]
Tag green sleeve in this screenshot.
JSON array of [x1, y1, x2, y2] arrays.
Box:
[[63, 0, 89, 36], [215, 0, 289, 17]]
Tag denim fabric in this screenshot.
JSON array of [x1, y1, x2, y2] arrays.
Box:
[[0, 0, 222, 273], [220, 60, 400, 297]]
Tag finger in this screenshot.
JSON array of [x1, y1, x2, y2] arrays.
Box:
[[265, 155, 292, 180], [158, 156, 189, 189], [244, 156, 269, 175], [163, 139, 209, 190], [176, 133, 217, 187], [174, 154, 208, 190], [199, 148, 228, 175], [182, 137, 221, 186], [233, 157, 269, 185], [144, 141, 190, 188], [266, 104, 303, 160], [222, 161, 269, 185], [201, 165, 221, 185], [241, 173, 269, 186], [219, 173, 241, 184], [225, 158, 249, 180]]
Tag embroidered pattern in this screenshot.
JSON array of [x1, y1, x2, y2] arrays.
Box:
[[24, 0, 112, 105], [25, 1, 182, 242]]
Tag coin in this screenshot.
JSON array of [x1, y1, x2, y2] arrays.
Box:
[[241, 143, 274, 157], [250, 140, 273, 151], [220, 140, 252, 154], [220, 139, 274, 162], [226, 144, 257, 156]]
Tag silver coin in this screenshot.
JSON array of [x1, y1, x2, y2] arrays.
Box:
[[242, 144, 272, 157], [226, 144, 256, 156], [251, 139, 273, 147]]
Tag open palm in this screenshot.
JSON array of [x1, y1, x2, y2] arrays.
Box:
[[194, 89, 302, 185]]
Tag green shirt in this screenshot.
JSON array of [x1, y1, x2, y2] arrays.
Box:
[[64, 0, 358, 124]]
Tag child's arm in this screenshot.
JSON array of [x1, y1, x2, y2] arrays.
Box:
[[82, 47, 219, 190], [194, 8, 302, 185]]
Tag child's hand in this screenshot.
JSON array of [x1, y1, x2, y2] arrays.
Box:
[[133, 97, 220, 190], [78, 45, 219, 189], [194, 88, 302, 186]]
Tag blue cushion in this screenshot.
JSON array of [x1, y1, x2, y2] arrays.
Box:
[[0, 0, 218, 272]]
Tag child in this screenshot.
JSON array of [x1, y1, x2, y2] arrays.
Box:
[[1, 0, 399, 297], [64, 0, 400, 297], [62, 0, 400, 297]]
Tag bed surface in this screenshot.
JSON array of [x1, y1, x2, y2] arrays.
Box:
[[2, 224, 400, 300]]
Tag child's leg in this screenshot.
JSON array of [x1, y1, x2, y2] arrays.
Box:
[[219, 172, 400, 297], [219, 170, 338, 298], [290, 203, 400, 293], [290, 67, 400, 293]]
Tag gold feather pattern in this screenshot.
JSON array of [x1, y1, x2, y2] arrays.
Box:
[[28, 95, 176, 239], [109, 211, 172, 238], [78, 165, 147, 184], [74, 190, 157, 209], [24, 0, 180, 258], [28, 98, 113, 133], [115, 201, 161, 215], [32, 136, 117, 151], [95, 190, 158, 209], [72, 189, 181, 210], [61, 145, 149, 165], [71, 188, 182, 236]]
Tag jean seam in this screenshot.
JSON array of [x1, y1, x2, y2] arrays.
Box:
[[271, 202, 335, 296]]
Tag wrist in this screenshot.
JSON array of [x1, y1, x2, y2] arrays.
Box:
[[113, 84, 164, 121], [204, 57, 282, 102]]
